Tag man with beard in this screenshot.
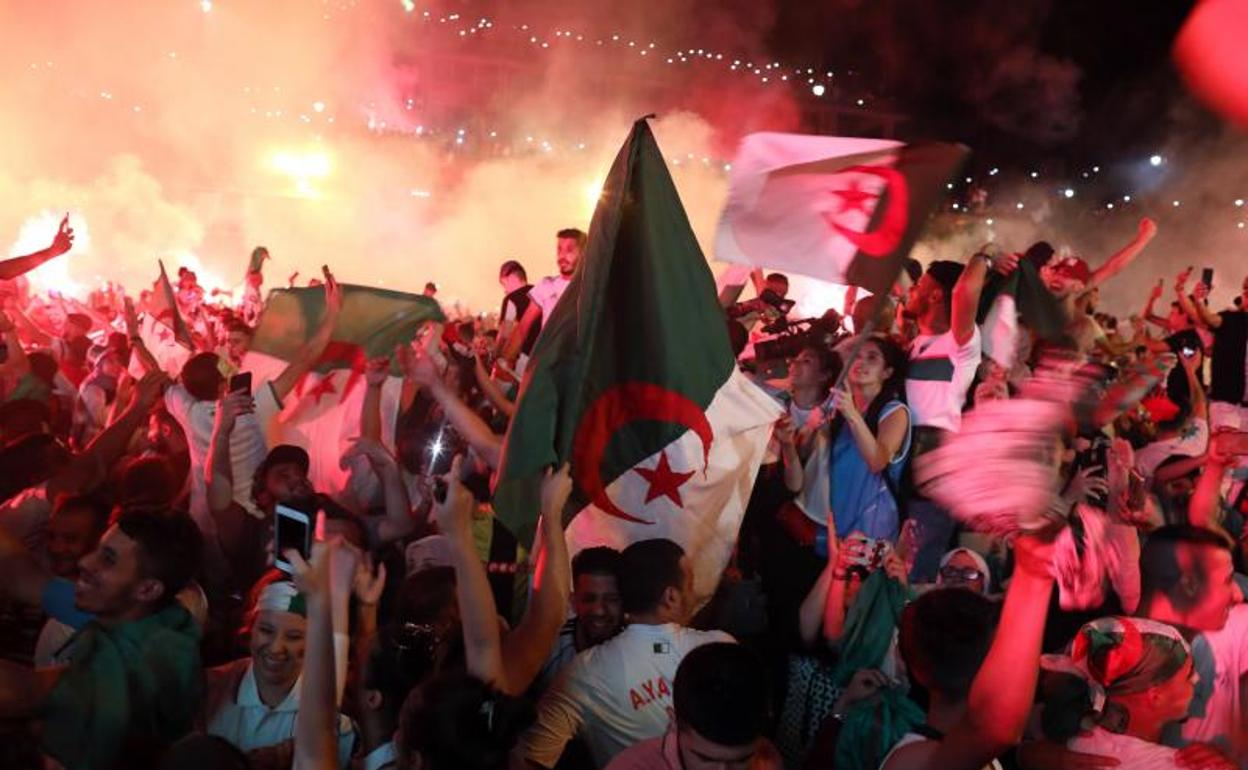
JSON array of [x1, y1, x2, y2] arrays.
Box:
[[534, 546, 625, 693], [504, 228, 586, 361], [1037, 217, 1157, 355]]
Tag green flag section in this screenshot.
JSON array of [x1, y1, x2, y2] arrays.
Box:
[[243, 284, 444, 498], [716, 133, 968, 294], [493, 118, 782, 602], [154, 259, 194, 348], [977, 259, 1066, 369]]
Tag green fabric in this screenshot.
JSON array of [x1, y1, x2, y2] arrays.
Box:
[[976, 259, 1066, 341], [835, 686, 926, 770], [493, 117, 735, 545], [831, 570, 909, 688], [155, 260, 194, 348], [249, 284, 445, 374], [41, 603, 203, 770], [5, 372, 51, 403]]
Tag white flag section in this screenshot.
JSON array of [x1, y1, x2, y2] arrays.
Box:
[[241, 351, 405, 501], [716, 132, 902, 284], [566, 368, 782, 603], [127, 314, 190, 378]]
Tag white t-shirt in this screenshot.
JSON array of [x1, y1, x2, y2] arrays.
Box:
[[523, 623, 734, 769], [530, 275, 572, 329], [1069, 727, 1182, 769], [163, 380, 282, 539], [1171, 603, 1248, 758], [880, 732, 1003, 770], [204, 657, 355, 767], [1134, 420, 1210, 483], [906, 326, 982, 433]]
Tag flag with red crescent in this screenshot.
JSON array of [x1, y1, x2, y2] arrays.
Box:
[[242, 284, 444, 498], [493, 118, 782, 604], [715, 133, 968, 294]]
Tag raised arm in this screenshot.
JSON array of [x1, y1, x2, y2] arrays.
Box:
[[952, 250, 1016, 347], [775, 416, 804, 493], [1189, 432, 1238, 531], [501, 302, 542, 364], [888, 535, 1056, 770], [123, 297, 161, 374], [272, 267, 343, 402], [474, 354, 516, 418], [408, 350, 503, 468], [436, 455, 505, 685], [1175, 268, 1222, 329], [498, 466, 573, 696], [205, 390, 254, 553], [288, 542, 340, 770], [46, 370, 168, 501], [832, 390, 909, 474], [0, 215, 73, 281], [1088, 217, 1157, 291], [346, 437, 415, 545]]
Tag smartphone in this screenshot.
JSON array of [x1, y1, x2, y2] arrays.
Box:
[[1201, 267, 1214, 288], [1181, 346, 1198, 358], [229, 371, 252, 394], [274, 504, 312, 573]]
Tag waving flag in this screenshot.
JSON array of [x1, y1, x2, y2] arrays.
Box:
[[716, 133, 968, 294], [493, 118, 782, 602], [242, 285, 444, 497]]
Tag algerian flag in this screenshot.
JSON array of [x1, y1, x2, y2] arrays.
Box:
[[128, 314, 191, 378], [716, 133, 968, 293], [154, 259, 193, 348], [977, 259, 1066, 369], [242, 285, 444, 497], [493, 118, 783, 602]]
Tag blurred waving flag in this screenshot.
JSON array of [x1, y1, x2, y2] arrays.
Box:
[[243, 285, 444, 496], [716, 134, 968, 294], [493, 118, 782, 602]]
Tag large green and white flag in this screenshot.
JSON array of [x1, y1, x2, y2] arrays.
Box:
[[242, 285, 444, 496], [493, 118, 782, 601]]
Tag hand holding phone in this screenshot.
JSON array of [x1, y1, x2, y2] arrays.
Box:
[[274, 504, 312, 574], [229, 371, 252, 394]]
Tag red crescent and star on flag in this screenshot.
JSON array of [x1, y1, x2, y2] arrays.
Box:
[[824, 164, 910, 257], [572, 382, 713, 525]]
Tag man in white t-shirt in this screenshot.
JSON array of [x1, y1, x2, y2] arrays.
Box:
[[903, 253, 1010, 580], [504, 228, 585, 362], [130, 269, 342, 577], [523, 539, 735, 768]]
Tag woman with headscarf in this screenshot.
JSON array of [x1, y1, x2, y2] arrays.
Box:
[[1040, 616, 1210, 768], [936, 547, 993, 596]]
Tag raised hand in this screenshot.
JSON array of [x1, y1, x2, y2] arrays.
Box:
[[123, 296, 141, 338], [48, 214, 74, 258], [830, 386, 860, 422], [321, 265, 342, 314], [540, 463, 573, 518], [1149, 279, 1164, 302], [133, 370, 171, 411], [353, 552, 387, 606], [364, 356, 390, 387], [1065, 465, 1110, 505], [1137, 216, 1158, 241], [285, 540, 334, 599], [432, 455, 474, 539], [1176, 266, 1193, 293], [214, 390, 255, 435], [773, 415, 797, 446]]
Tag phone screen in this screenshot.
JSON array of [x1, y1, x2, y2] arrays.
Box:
[[1201, 267, 1215, 288], [274, 504, 311, 572], [229, 371, 252, 394]]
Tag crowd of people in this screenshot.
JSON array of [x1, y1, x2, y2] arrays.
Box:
[[1, 207, 1248, 770]]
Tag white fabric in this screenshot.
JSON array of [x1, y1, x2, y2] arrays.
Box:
[[1068, 727, 1182, 769], [34, 617, 76, 667], [879, 732, 1003, 770], [1177, 604, 1248, 759], [204, 658, 354, 766], [906, 326, 982, 433], [163, 379, 282, 539], [0, 482, 52, 556], [530, 275, 572, 329], [1134, 420, 1210, 483], [523, 623, 734, 769], [564, 367, 783, 604], [715, 132, 903, 284]]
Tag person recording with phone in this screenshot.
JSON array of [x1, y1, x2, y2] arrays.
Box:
[[1175, 267, 1248, 454]]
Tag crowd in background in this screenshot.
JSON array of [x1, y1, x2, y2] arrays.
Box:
[[2, 210, 1248, 770]]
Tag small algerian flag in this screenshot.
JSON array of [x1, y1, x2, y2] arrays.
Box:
[[154, 259, 194, 348], [248, 246, 269, 275], [493, 118, 783, 602], [715, 133, 968, 294], [242, 285, 444, 496], [977, 259, 1066, 369]]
